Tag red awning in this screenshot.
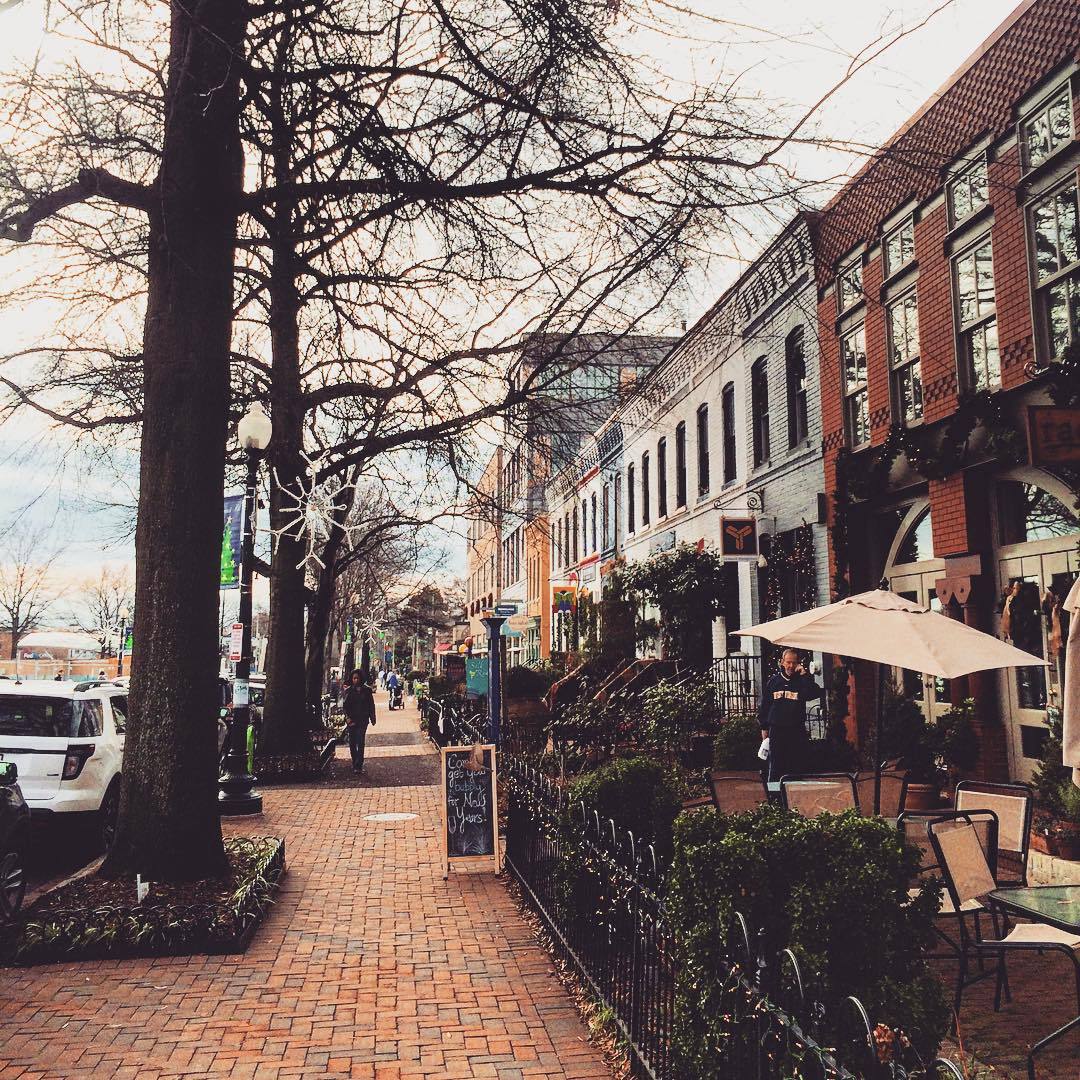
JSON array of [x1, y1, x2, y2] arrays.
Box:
[[433, 643, 451, 653]]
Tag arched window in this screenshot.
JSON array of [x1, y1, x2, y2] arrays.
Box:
[[751, 356, 770, 466], [641, 451, 651, 526], [786, 327, 808, 448], [675, 421, 687, 508]]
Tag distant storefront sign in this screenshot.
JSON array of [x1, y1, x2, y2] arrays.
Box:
[[465, 657, 488, 696], [720, 516, 759, 559], [1028, 405, 1080, 465]]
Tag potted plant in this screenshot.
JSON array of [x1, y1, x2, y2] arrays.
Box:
[[1032, 705, 1080, 859], [879, 683, 941, 810], [935, 698, 980, 789]]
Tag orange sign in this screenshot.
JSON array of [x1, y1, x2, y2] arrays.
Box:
[[720, 516, 759, 559], [1028, 406, 1080, 465]]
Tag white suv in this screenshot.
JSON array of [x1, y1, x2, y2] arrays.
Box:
[[0, 680, 126, 850]]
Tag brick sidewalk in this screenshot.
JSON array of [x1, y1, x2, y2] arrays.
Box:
[[0, 696, 610, 1079]]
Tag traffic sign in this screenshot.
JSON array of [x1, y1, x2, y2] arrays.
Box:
[[229, 623, 244, 661]]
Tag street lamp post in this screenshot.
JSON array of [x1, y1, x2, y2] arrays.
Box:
[[116, 606, 130, 678], [219, 403, 271, 816]]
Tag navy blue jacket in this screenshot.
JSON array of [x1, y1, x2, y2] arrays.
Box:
[[758, 671, 822, 735]]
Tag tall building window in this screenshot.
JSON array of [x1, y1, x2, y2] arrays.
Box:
[[722, 383, 736, 483], [590, 492, 597, 552], [1022, 84, 1072, 171], [572, 506, 579, 562], [563, 514, 570, 567], [751, 356, 770, 466], [696, 403, 710, 495], [949, 157, 988, 225], [884, 218, 914, 277], [641, 451, 651, 526], [657, 438, 668, 517], [954, 238, 999, 390], [675, 421, 687, 508], [582, 498, 588, 555], [627, 464, 635, 533], [614, 474, 621, 545], [550, 522, 556, 568], [785, 327, 808, 448], [837, 260, 863, 312], [1031, 181, 1080, 360], [842, 325, 869, 448], [888, 291, 922, 425], [602, 484, 610, 549]]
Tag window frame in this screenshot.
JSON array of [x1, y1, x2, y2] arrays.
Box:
[[883, 217, 915, 278], [841, 323, 869, 450], [674, 421, 687, 508], [785, 327, 808, 449], [836, 259, 863, 314], [602, 484, 610, 550], [721, 383, 737, 483], [952, 235, 999, 392], [1028, 178, 1080, 362], [657, 437, 668, 517], [590, 492, 597, 552], [696, 403, 710, 496], [948, 155, 989, 228], [1021, 82, 1074, 173], [886, 289, 923, 427], [751, 355, 770, 467], [641, 451, 651, 526], [627, 463, 635, 534]]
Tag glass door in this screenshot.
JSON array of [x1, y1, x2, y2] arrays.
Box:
[[890, 570, 951, 727]]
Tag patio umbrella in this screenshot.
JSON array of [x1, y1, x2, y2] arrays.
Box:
[[1061, 577, 1080, 787], [736, 587, 1045, 811]]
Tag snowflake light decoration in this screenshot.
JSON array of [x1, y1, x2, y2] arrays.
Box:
[[270, 451, 357, 571]]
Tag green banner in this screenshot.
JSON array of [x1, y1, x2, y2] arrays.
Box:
[[465, 657, 488, 696]]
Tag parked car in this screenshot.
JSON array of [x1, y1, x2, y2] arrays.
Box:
[[0, 760, 29, 920], [0, 680, 127, 851]]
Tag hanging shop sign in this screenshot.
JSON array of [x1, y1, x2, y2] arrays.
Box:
[[719, 516, 759, 559], [1027, 405, 1080, 465]]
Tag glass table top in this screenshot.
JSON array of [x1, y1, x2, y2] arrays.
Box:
[[989, 885, 1080, 931]]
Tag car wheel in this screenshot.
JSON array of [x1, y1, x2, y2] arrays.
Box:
[[0, 849, 26, 922], [99, 783, 121, 853]]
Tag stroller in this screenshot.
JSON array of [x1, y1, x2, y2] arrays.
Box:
[[388, 683, 403, 710]]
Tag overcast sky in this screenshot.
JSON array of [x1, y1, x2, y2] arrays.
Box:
[[0, 0, 1022, 591]]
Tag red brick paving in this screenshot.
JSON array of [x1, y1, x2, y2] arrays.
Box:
[[0, 699, 610, 1079]]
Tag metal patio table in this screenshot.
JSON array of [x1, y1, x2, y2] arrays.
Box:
[[988, 884, 1080, 1079]]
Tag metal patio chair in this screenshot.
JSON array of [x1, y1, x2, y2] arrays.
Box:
[[707, 771, 769, 814], [855, 770, 909, 818], [780, 773, 859, 817], [953, 780, 1033, 886]]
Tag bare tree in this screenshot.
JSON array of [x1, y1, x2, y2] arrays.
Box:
[[70, 567, 134, 657], [0, 521, 64, 658]]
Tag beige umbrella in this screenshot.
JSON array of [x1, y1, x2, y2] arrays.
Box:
[[1061, 577, 1080, 787], [737, 587, 1045, 810]]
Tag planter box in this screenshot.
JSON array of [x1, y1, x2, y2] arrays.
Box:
[[903, 782, 942, 812], [1, 836, 285, 966]]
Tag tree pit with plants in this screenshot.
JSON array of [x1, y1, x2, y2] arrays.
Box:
[[1, 836, 285, 965]]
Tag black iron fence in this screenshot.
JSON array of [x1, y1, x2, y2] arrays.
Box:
[[502, 758, 962, 1080], [422, 695, 487, 747], [710, 655, 757, 718]]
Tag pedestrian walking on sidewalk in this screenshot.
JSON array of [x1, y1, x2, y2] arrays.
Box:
[[343, 668, 376, 772]]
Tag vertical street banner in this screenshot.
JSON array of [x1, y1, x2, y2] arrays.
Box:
[[221, 495, 243, 589]]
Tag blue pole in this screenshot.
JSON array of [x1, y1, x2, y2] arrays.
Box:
[[480, 615, 506, 747]]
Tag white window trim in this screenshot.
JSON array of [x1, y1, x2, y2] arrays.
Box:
[[883, 217, 915, 280], [1020, 79, 1074, 174]]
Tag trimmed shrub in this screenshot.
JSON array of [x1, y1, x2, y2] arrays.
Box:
[[712, 714, 761, 770], [667, 804, 948, 1074], [504, 664, 559, 701], [567, 755, 682, 857]]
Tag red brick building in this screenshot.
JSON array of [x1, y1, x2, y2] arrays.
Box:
[[816, 0, 1080, 781]]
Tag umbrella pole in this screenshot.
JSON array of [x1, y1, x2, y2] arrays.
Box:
[[874, 662, 884, 815]]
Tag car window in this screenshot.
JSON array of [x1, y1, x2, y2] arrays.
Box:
[[110, 696, 128, 734], [0, 696, 102, 738]]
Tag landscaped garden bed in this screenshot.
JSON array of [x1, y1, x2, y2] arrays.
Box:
[[0, 836, 285, 965]]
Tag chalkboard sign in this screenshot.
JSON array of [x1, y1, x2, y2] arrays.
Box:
[[441, 744, 499, 876]]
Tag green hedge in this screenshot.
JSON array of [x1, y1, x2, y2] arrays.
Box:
[[567, 755, 682, 857], [667, 805, 948, 1074]]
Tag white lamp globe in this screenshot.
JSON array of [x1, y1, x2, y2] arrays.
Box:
[[238, 403, 273, 451]]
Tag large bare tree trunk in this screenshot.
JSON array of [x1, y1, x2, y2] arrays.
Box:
[[103, 0, 246, 881], [258, 243, 312, 757]]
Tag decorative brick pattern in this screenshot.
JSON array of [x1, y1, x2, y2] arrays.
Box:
[[0, 702, 610, 1080], [1001, 334, 1033, 372], [921, 372, 957, 406]]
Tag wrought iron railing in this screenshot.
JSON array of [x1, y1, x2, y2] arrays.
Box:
[[503, 759, 962, 1080], [710, 654, 758, 718]]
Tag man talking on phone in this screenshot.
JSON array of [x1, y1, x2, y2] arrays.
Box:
[[758, 648, 822, 784]]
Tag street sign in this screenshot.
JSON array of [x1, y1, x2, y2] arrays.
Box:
[[507, 614, 530, 632], [494, 603, 518, 616], [1027, 405, 1080, 464], [229, 623, 244, 662], [719, 516, 759, 559]]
